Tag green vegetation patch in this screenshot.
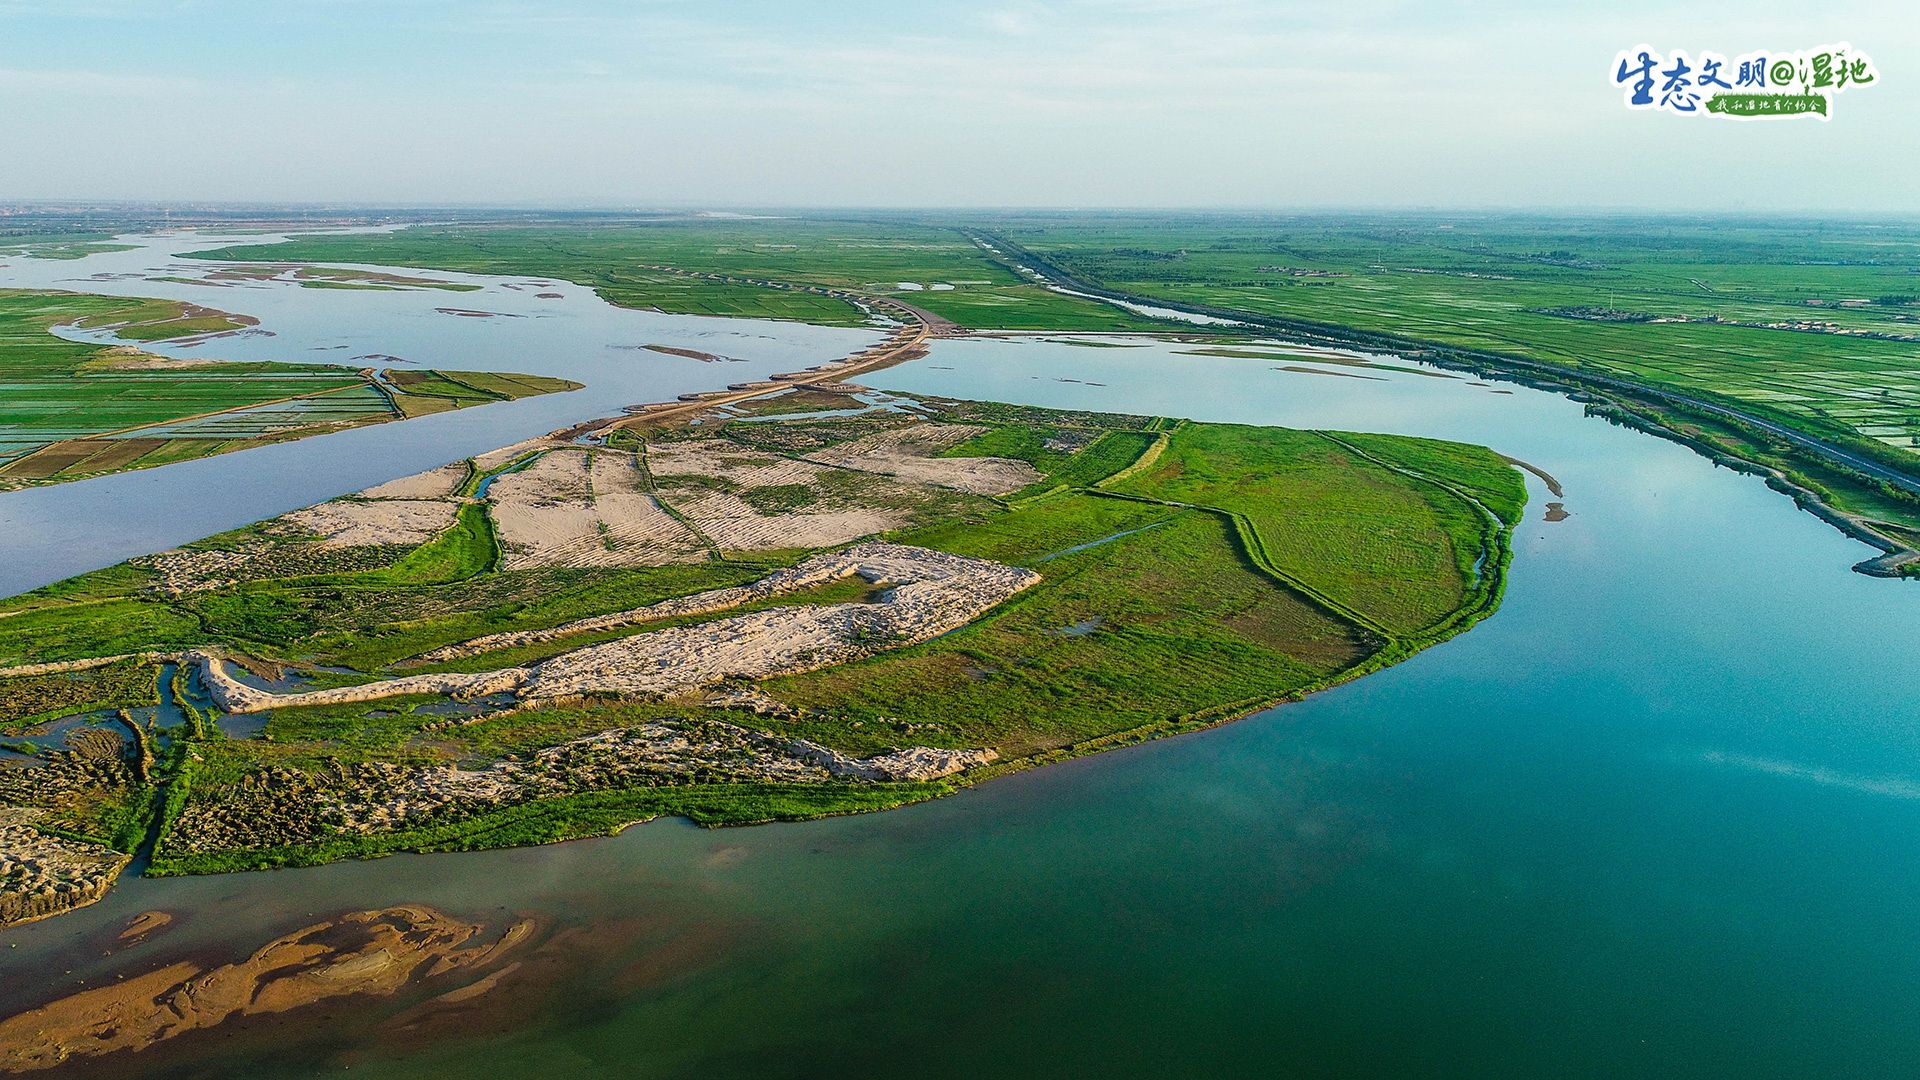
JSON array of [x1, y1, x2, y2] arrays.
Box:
[[188, 220, 1183, 332], [0, 658, 158, 729], [0, 398, 1524, 875], [0, 290, 578, 488]]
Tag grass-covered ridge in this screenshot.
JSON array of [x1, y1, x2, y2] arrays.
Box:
[[0, 395, 1523, 879]]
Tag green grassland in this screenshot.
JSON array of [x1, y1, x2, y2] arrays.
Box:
[[986, 213, 1920, 457], [0, 289, 579, 487], [918, 212, 1920, 563], [0, 398, 1522, 874], [985, 212, 1920, 449], [186, 220, 1181, 332], [191, 213, 1920, 498]]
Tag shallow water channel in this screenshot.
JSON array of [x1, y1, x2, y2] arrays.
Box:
[[2, 260, 1919, 1077]]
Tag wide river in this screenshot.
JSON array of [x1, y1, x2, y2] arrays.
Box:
[[0, 231, 877, 595], [3, 237, 1920, 1078]]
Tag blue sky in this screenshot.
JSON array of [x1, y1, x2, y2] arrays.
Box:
[[0, 0, 1911, 210]]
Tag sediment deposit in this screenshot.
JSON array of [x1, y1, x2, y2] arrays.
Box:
[[0, 809, 130, 929], [192, 543, 1040, 712], [803, 423, 1041, 494], [285, 498, 458, 548], [0, 906, 532, 1072]]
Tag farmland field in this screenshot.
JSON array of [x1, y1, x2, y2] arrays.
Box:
[[190, 221, 1182, 332], [979, 213, 1920, 457], [0, 289, 579, 488]]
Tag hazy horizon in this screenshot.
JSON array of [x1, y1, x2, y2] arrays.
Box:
[[1, 0, 1911, 212]]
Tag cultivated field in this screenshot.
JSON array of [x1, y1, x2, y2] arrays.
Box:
[[0, 290, 578, 487]]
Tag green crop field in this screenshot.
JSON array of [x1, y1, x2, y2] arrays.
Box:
[[0, 290, 579, 487]]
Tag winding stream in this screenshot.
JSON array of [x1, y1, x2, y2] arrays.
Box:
[[1, 252, 1919, 1077]]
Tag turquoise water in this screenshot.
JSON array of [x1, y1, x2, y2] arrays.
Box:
[[5, 339, 1920, 1078]]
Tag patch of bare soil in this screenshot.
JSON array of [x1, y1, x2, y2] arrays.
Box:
[[92, 347, 227, 372], [642, 344, 740, 363], [284, 498, 457, 548], [472, 438, 561, 473], [195, 543, 1038, 715], [646, 443, 826, 488], [1500, 454, 1566, 498], [674, 490, 905, 551], [488, 450, 703, 569], [0, 809, 130, 929], [358, 462, 467, 500], [588, 452, 709, 564], [1276, 364, 1384, 381], [117, 910, 174, 943], [803, 423, 1040, 495], [0, 906, 532, 1073]]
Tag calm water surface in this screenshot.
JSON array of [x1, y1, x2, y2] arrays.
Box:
[[4, 317, 1920, 1076], [0, 232, 876, 594]]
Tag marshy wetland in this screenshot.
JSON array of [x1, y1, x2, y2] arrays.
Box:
[[3, 228, 1920, 1079], [0, 389, 1520, 889]]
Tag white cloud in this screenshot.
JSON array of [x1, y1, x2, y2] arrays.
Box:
[[0, 0, 1911, 208]]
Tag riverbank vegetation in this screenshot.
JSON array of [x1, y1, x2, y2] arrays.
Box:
[[0, 393, 1520, 885], [183, 213, 1920, 569], [973, 213, 1920, 566]]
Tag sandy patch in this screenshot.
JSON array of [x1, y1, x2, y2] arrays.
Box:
[[688, 492, 900, 550], [673, 490, 903, 551], [472, 438, 561, 473], [805, 423, 1040, 495], [1500, 454, 1566, 498], [488, 450, 702, 569], [285, 499, 457, 548], [118, 910, 174, 943], [487, 451, 599, 569], [586, 452, 709, 565], [359, 462, 467, 500], [642, 344, 741, 363], [520, 543, 1036, 702], [199, 543, 1039, 713], [1, 809, 130, 929], [647, 443, 828, 488], [0, 906, 531, 1073]]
